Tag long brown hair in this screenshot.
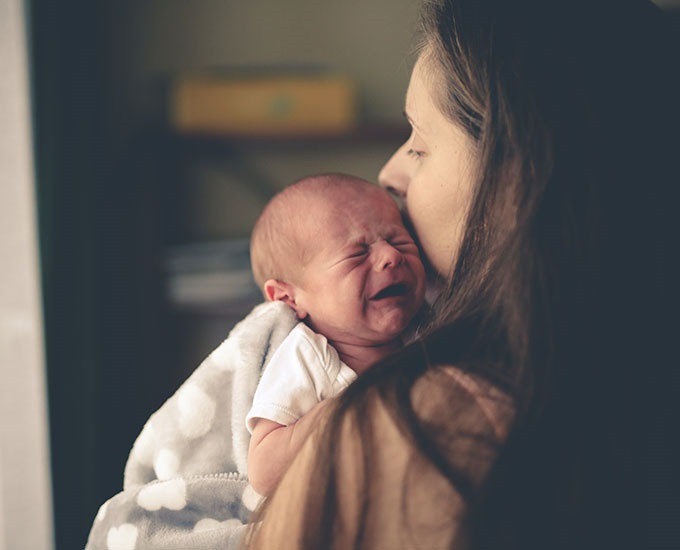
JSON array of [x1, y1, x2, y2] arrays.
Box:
[[248, 1, 679, 547]]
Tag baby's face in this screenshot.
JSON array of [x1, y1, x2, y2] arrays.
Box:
[[292, 188, 426, 347]]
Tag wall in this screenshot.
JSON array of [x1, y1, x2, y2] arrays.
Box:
[[106, 0, 419, 130], [0, 0, 54, 548]]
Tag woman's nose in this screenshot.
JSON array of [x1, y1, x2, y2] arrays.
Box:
[[378, 142, 411, 200], [372, 241, 403, 271]]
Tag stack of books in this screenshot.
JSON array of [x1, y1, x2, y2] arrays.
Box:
[[164, 239, 261, 313]]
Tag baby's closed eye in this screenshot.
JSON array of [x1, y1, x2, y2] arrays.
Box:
[[348, 248, 368, 258]]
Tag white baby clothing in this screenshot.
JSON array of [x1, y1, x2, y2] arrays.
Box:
[[246, 322, 357, 432]]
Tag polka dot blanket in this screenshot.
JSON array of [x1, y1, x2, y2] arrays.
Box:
[[86, 301, 298, 549]]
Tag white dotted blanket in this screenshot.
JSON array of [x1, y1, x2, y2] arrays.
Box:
[[86, 301, 297, 549]]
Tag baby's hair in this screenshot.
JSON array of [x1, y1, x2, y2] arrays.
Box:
[[250, 173, 380, 292]]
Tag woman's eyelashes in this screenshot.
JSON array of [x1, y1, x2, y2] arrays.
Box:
[[406, 129, 427, 160], [406, 148, 425, 160]]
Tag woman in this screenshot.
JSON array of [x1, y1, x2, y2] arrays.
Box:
[[246, 0, 678, 548]]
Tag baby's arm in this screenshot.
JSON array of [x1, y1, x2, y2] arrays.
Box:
[[248, 398, 332, 495]]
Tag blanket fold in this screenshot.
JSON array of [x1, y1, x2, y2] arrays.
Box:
[[86, 301, 297, 550]]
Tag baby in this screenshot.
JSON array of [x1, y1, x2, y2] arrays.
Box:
[[90, 174, 424, 548], [246, 173, 426, 494]]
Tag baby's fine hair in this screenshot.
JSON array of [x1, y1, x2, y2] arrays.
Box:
[[250, 173, 379, 290]]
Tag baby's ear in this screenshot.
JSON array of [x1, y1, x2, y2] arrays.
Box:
[[263, 279, 307, 319]]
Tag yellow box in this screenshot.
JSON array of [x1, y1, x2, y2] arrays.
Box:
[[171, 74, 357, 137]]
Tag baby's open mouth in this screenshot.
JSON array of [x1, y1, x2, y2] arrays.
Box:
[[372, 283, 408, 300]]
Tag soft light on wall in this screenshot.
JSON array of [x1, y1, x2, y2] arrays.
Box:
[[0, 0, 54, 548]]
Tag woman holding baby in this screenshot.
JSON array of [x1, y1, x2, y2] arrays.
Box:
[[86, 0, 677, 547], [246, 0, 678, 548]]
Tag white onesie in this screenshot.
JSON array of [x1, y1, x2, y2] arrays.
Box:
[[246, 322, 357, 432]]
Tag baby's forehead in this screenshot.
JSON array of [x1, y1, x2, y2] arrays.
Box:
[[306, 200, 405, 246], [311, 184, 396, 214]]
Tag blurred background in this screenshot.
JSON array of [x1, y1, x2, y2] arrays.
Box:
[[1, 0, 678, 548], [29, 0, 418, 548]]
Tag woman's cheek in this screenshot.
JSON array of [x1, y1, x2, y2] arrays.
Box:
[[419, 231, 447, 276], [409, 193, 459, 276], [408, 213, 438, 272], [408, 183, 437, 247]]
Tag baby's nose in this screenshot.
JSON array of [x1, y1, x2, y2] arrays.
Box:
[[373, 241, 403, 270]]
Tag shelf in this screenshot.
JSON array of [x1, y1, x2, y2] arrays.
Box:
[[162, 124, 410, 204], [167, 296, 262, 317], [168, 123, 410, 150]]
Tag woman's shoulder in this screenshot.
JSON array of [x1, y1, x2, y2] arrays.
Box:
[[406, 364, 514, 489], [246, 363, 513, 549], [412, 365, 513, 441], [341, 363, 512, 547]]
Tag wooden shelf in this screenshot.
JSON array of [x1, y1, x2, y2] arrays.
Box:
[[168, 123, 409, 150]]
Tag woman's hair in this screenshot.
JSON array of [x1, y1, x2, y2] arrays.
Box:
[[418, 1, 678, 547], [248, 1, 678, 547]]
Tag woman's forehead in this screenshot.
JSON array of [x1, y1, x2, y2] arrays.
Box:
[[406, 56, 438, 134]]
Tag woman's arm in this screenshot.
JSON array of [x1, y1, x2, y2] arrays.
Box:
[[246, 366, 509, 549]]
